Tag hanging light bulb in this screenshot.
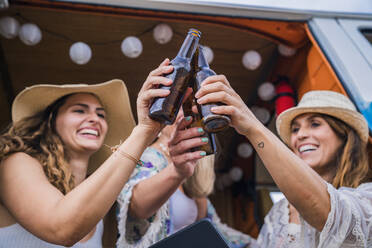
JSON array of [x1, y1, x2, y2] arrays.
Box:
[[258, 81, 276, 101], [201, 45, 214, 64], [237, 142, 253, 158], [0, 1, 9, 8], [229, 166, 243, 182], [278, 44, 297, 57], [221, 173, 233, 187], [0, 16, 20, 39], [251, 106, 271, 125], [18, 23, 42, 46], [242, 50, 261, 70], [153, 23, 173, 44], [121, 36, 143, 58], [215, 176, 225, 191], [69, 42, 92, 65]]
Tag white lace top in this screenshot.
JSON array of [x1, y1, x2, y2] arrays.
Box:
[[254, 182, 372, 248]]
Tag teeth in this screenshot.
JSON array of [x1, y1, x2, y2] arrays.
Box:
[[81, 129, 98, 136], [299, 144, 317, 153]]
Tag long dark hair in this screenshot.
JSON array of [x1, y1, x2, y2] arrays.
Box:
[[322, 115, 369, 188]]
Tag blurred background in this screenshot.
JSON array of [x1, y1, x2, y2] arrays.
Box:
[[1, 0, 371, 243]]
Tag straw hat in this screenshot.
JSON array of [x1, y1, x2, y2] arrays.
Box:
[[12, 79, 136, 173], [276, 90, 369, 145]]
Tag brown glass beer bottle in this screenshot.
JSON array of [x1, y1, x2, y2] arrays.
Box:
[[149, 29, 201, 124], [183, 94, 216, 155], [194, 45, 231, 132]]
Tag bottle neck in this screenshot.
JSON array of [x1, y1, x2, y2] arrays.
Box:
[[197, 46, 210, 69], [177, 32, 200, 59]]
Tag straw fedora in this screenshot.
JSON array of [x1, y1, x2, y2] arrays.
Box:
[[276, 90, 369, 145], [12, 79, 136, 174]]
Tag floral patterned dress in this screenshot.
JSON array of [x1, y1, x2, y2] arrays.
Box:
[[116, 147, 253, 248]]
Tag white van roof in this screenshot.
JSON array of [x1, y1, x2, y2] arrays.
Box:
[[54, 0, 372, 20]]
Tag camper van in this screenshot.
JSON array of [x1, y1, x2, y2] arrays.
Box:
[[0, 0, 371, 247]]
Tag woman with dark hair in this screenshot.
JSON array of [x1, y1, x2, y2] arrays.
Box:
[[175, 74, 371, 247]]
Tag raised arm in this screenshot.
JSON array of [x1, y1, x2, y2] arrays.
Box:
[[194, 75, 330, 231], [129, 115, 207, 219], [0, 60, 171, 246]]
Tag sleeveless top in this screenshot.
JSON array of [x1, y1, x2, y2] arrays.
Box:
[[0, 219, 103, 248], [169, 188, 198, 234]]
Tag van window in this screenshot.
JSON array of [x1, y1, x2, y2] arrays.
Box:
[[361, 29, 372, 45]]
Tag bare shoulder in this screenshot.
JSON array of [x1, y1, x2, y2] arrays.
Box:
[[1, 152, 43, 173], [0, 152, 47, 194]]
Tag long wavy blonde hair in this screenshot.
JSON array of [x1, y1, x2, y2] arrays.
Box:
[[0, 94, 74, 194], [322, 114, 369, 188], [183, 154, 215, 198]]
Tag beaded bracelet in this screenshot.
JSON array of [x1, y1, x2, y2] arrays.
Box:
[[105, 144, 144, 167]]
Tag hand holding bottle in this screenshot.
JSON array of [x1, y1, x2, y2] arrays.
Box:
[[193, 45, 231, 132], [168, 116, 209, 178], [149, 29, 201, 124], [194, 75, 262, 137], [137, 58, 173, 140]]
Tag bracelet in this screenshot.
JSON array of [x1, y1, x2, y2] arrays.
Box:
[[105, 144, 144, 167], [116, 149, 145, 166]]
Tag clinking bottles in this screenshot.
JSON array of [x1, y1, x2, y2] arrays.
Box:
[[194, 46, 231, 133], [182, 94, 216, 155], [149, 29, 201, 125]]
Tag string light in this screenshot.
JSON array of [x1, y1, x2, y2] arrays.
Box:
[[237, 142, 253, 158], [201, 45, 214, 64], [242, 50, 262, 70], [1, 14, 276, 71], [251, 106, 271, 124], [121, 36, 143, 58], [69, 42, 92, 65], [258, 81, 276, 101], [0, 16, 19, 39], [229, 166, 243, 182], [278, 44, 296, 57], [0, 0, 9, 8], [153, 23, 173, 44], [18, 23, 42, 45]]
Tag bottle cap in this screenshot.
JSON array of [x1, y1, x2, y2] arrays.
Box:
[[189, 28, 201, 38]]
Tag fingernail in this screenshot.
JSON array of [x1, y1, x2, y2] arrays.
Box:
[[185, 116, 191, 121], [198, 128, 204, 133], [163, 89, 170, 95], [201, 137, 208, 143], [200, 151, 206, 156]]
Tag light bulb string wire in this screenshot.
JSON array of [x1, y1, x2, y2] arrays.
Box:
[[11, 12, 274, 51]]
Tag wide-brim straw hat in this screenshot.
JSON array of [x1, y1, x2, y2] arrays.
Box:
[[12, 79, 136, 174], [276, 90, 369, 145]]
